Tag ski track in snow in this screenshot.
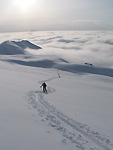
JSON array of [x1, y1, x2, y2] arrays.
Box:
[[27, 77, 113, 150]]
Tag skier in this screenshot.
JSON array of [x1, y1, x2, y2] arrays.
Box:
[[40, 82, 47, 93]]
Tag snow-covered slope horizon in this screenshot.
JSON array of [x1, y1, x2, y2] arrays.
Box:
[[0, 31, 113, 150]]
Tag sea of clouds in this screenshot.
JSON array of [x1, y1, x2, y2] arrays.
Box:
[[0, 30, 113, 68]]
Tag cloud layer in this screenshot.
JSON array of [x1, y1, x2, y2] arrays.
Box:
[[0, 31, 113, 68]]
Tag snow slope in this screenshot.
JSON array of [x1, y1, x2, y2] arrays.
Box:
[[0, 53, 113, 150], [0, 40, 41, 55], [0, 31, 113, 150]]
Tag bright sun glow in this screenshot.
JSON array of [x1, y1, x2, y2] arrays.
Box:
[[14, 0, 35, 11]]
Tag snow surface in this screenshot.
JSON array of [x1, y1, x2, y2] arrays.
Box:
[[0, 40, 41, 55], [0, 31, 113, 150]]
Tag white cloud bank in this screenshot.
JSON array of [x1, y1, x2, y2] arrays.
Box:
[[0, 31, 113, 68]]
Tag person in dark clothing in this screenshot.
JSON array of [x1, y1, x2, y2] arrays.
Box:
[[40, 82, 47, 93]]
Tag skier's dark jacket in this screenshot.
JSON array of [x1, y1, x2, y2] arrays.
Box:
[[42, 82, 47, 88]]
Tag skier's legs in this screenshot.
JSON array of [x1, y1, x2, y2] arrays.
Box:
[[43, 87, 46, 93], [43, 87, 45, 92], [43, 87, 46, 92]]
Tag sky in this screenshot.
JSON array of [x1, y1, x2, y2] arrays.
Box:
[[0, 0, 113, 32]]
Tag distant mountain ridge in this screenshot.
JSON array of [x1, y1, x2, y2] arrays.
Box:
[[0, 40, 41, 55]]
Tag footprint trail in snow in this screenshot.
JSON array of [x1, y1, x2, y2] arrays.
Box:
[[27, 77, 113, 150]]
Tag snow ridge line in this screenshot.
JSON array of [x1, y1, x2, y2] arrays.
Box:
[[37, 88, 112, 150]]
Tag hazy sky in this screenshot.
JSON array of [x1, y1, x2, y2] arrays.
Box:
[[0, 0, 113, 32]]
